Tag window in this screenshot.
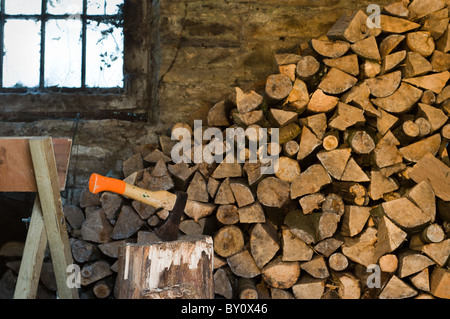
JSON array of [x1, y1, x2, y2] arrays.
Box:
[[0, 0, 124, 92]]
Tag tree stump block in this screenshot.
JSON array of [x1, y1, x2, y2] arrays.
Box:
[[116, 235, 214, 299]]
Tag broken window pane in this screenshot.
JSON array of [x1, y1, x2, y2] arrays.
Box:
[[3, 20, 41, 88], [45, 19, 82, 88], [47, 0, 82, 15], [86, 20, 123, 88], [5, 0, 41, 15], [87, 0, 123, 15]]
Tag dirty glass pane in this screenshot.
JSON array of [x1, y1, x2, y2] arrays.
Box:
[[47, 0, 83, 15], [87, 0, 123, 15], [86, 20, 123, 88], [5, 0, 41, 15], [45, 19, 82, 88], [3, 20, 41, 88]]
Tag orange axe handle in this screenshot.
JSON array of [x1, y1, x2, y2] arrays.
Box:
[[89, 173, 177, 211]]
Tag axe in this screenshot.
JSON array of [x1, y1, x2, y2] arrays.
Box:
[[88, 173, 188, 241]]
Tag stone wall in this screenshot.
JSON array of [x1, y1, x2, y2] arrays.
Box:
[[0, 0, 393, 204], [154, 0, 393, 125]]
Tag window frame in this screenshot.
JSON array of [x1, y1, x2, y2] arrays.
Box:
[[0, 0, 152, 122]]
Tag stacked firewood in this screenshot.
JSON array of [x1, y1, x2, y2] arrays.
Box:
[[59, 0, 450, 299]]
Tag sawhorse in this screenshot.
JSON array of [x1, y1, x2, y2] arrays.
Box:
[[0, 137, 78, 299]]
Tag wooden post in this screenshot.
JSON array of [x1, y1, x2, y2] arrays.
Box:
[[13, 197, 47, 299], [116, 235, 214, 299], [28, 137, 78, 299]]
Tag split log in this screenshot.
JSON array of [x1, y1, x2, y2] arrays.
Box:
[[382, 50, 407, 74], [323, 54, 359, 76], [281, 228, 314, 262], [100, 192, 123, 223], [301, 256, 330, 279], [317, 148, 352, 180], [291, 164, 331, 199], [379, 197, 431, 232], [81, 209, 113, 244], [307, 89, 339, 113], [250, 223, 280, 269], [351, 36, 381, 60], [379, 34, 405, 58], [430, 267, 450, 299], [184, 200, 216, 223], [417, 103, 447, 133], [297, 125, 322, 161], [404, 52, 432, 78], [311, 39, 350, 58], [406, 31, 436, 57], [235, 87, 263, 114], [186, 172, 209, 203], [299, 193, 325, 215], [379, 15, 421, 34], [238, 201, 266, 223], [285, 79, 309, 113], [327, 10, 370, 43], [398, 251, 434, 278], [379, 275, 417, 299], [230, 179, 255, 207], [328, 103, 365, 131], [268, 109, 298, 127], [292, 275, 325, 299], [408, 153, 450, 201], [214, 268, 234, 299], [318, 68, 358, 95], [111, 206, 145, 240], [410, 268, 430, 292], [122, 153, 144, 179], [63, 205, 85, 230], [403, 71, 450, 94], [207, 100, 231, 127], [372, 83, 423, 113], [227, 249, 261, 278], [334, 272, 361, 299], [340, 205, 371, 237]]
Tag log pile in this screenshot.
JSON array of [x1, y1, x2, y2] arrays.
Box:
[[2, 0, 450, 300]]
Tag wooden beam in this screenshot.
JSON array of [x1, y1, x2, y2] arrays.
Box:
[[13, 197, 47, 299], [28, 137, 78, 299]]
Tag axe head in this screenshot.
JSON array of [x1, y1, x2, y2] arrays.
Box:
[[155, 191, 188, 241]]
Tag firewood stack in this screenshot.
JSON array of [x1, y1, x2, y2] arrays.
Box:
[[59, 0, 450, 299]]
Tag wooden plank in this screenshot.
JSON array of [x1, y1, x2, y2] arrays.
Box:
[[13, 197, 47, 299], [0, 137, 71, 192], [28, 137, 78, 299]]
